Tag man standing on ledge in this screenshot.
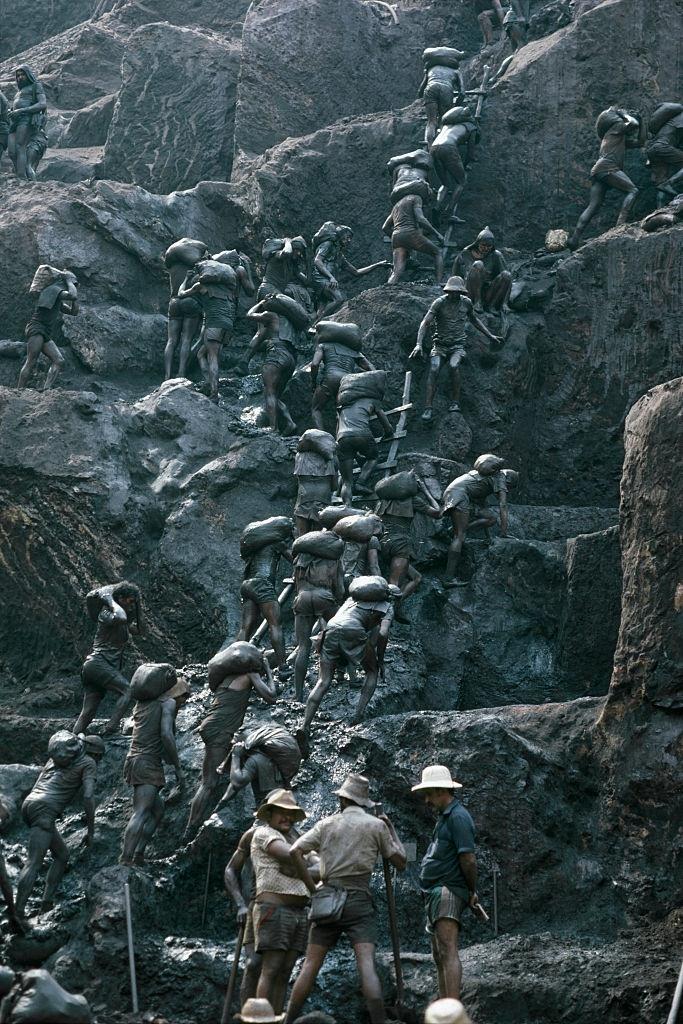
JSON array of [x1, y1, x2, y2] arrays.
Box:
[[412, 765, 481, 1000]]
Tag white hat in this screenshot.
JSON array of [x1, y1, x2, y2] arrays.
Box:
[[425, 998, 472, 1024], [411, 765, 462, 792]]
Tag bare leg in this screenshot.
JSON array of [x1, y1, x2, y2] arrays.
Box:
[[41, 829, 69, 909], [316, 286, 345, 321], [311, 388, 329, 431], [294, 612, 316, 701], [135, 791, 165, 861], [283, 944, 328, 1024], [257, 949, 299, 1012], [178, 315, 201, 377], [73, 689, 104, 734], [431, 935, 447, 998], [356, 457, 379, 493], [434, 918, 462, 998], [483, 271, 512, 312], [241, 944, 262, 1005], [164, 317, 182, 379], [568, 178, 609, 247], [102, 686, 131, 736], [353, 942, 386, 1024], [351, 646, 379, 725], [446, 509, 470, 578], [203, 333, 222, 402], [13, 122, 30, 180], [239, 599, 263, 642], [121, 784, 159, 864], [422, 354, 444, 421], [302, 659, 335, 735], [262, 362, 281, 430], [186, 744, 229, 834], [294, 515, 312, 537], [388, 246, 408, 286], [261, 599, 286, 669], [478, 9, 495, 44], [42, 340, 65, 390], [15, 825, 52, 918], [17, 334, 45, 388], [447, 353, 463, 410], [339, 456, 355, 505], [424, 97, 440, 149], [270, 950, 299, 1013]]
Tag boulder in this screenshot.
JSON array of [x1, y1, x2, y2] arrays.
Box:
[[102, 23, 241, 192], [38, 147, 103, 184], [60, 94, 118, 148], [65, 306, 167, 375], [0, 0, 94, 62], [234, 0, 426, 162]]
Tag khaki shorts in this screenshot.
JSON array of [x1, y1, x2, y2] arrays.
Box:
[[253, 902, 309, 954], [423, 885, 467, 934], [309, 889, 377, 948]]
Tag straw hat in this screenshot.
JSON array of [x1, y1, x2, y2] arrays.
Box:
[[442, 276, 469, 294], [411, 765, 463, 792], [255, 789, 306, 823], [237, 998, 285, 1023], [334, 773, 375, 808], [425, 998, 472, 1024]]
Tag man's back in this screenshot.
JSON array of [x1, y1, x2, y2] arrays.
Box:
[[26, 754, 96, 816], [293, 805, 398, 890]]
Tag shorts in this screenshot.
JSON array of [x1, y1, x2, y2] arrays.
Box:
[[423, 81, 453, 114], [241, 577, 278, 605], [432, 145, 466, 187], [24, 319, 51, 342], [244, 902, 256, 946], [392, 229, 440, 256], [294, 501, 325, 522], [380, 532, 414, 562], [309, 889, 377, 948], [81, 656, 129, 696], [293, 588, 337, 619], [312, 379, 342, 408], [423, 885, 467, 934], [443, 489, 485, 516], [321, 624, 369, 667], [253, 902, 309, 954], [168, 295, 202, 319], [123, 753, 165, 788], [647, 140, 683, 166], [263, 344, 296, 375], [336, 432, 378, 462], [430, 342, 466, 363], [590, 157, 623, 181], [22, 799, 58, 832]]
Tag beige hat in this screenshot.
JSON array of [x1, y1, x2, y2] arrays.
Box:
[[237, 998, 285, 1023], [255, 789, 306, 823], [334, 773, 375, 808], [443, 276, 469, 294], [425, 998, 472, 1024], [411, 765, 463, 792]]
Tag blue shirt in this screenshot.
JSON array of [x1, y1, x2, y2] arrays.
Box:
[[419, 799, 476, 898]]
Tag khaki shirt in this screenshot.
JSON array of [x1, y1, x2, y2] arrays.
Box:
[[291, 805, 404, 891], [251, 824, 310, 899]]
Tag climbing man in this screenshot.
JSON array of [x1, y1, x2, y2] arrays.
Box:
[[185, 642, 278, 838], [8, 65, 47, 180], [0, 797, 26, 934], [417, 47, 465, 148], [0, 89, 11, 165], [120, 664, 189, 865], [335, 370, 394, 505], [237, 516, 294, 676], [442, 455, 518, 582], [382, 187, 444, 286], [291, 528, 345, 701], [74, 581, 143, 736], [218, 724, 303, 808], [645, 102, 683, 201], [311, 223, 388, 320], [163, 237, 209, 380], [452, 227, 512, 313], [16, 731, 102, 919], [473, 0, 506, 47], [411, 765, 481, 1000], [17, 265, 79, 391], [568, 106, 646, 250], [245, 295, 310, 434], [283, 773, 406, 1024], [310, 321, 374, 431], [293, 430, 338, 536], [410, 276, 502, 422], [431, 107, 479, 224], [178, 256, 242, 402]]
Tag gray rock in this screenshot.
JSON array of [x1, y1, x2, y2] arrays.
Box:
[[60, 94, 117, 148], [0, 764, 41, 817], [0, 0, 94, 62], [65, 305, 166, 375], [102, 23, 241, 192], [38, 147, 102, 184]]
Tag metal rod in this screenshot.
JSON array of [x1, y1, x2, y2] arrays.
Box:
[[666, 958, 683, 1024], [221, 920, 246, 1024], [123, 882, 139, 1014], [492, 864, 499, 937]]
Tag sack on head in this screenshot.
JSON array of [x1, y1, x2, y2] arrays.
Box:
[[292, 530, 344, 560], [130, 663, 177, 702], [298, 429, 337, 459], [349, 575, 391, 604], [333, 513, 383, 543], [423, 45, 465, 69], [164, 238, 208, 268], [374, 471, 419, 501], [260, 292, 311, 330], [244, 724, 302, 782], [441, 105, 473, 126], [315, 320, 363, 350], [387, 149, 431, 174], [318, 505, 365, 529], [240, 516, 293, 557], [196, 259, 237, 287], [473, 453, 505, 475], [337, 370, 386, 408], [209, 642, 264, 690]]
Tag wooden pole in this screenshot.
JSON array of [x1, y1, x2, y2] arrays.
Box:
[[220, 921, 246, 1024], [123, 882, 139, 1014]]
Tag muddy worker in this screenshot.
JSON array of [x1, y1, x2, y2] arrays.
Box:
[[311, 222, 388, 320], [473, 0, 505, 47], [185, 642, 278, 838], [335, 370, 394, 505], [291, 528, 345, 701], [251, 791, 318, 1013], [120, 664, 189, 866], [73, 582, 142, 737], [0, 89, 10, 165], [218, 724, 303, 808], [16, 731, 103, 919], [382, 187, 444, 285], [283, 774, 406, 1024], [8, 65, 47, 180], [163, 237, 209, 380], [310, 321, 375, 431], [452, 227, 512, 314], [225, 820, 264, 1007], [417, 47, 465, 148], [412, 765, 481, 1000], [293, 429, 338, 536], [238, 516, 295, 676], [442, 455, 518, 581], [17, 265, 79, 391], [245, 296, 310, 435], [0, 797, 25, 934]]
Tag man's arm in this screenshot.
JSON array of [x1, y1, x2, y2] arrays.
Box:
[[343, 257, 390, 278], [374, 407, 395, 439], [224, 829, 253, 923], [411, 305, 436, 358], [238, 259, 256, 296], [415, 199, 444, 242], [310, 344, 324, 389], [160, 699, 184, 790], [498, 486, 509, 537], [333, 561, 345, 605], [459, 852, 480, 908], [250, 667, 277, 705], [467, 300, 502, 344], [357, 354, 375, 371], [20, 86, 47, 115], [417, 72, 428, 98], [245, 322, 268, 361], [381, 213, 394, 237], [379, 816, 407, 871]]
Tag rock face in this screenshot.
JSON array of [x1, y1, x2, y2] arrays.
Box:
[[102, 23, 241, 192], [607, 377, 683, 712], [0, 0, 95, 61]]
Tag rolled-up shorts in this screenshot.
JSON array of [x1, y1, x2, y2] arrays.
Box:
[[241, 576, 278, 605], [24, 319, 51, 341], [22, 799, 59, 832], [392, 229, 440, 255], [81, 655, 129, 696], [321, 623, 369, 666], [254, 902, 309, 954], [294, 500, 325, 523], [423, 884, 467, 934], [309, 889, 377, 948], [293, 588, 337, 619], [423, 81, 452, 115], [168, 295, 202, 319], [380, 532, 414, 562], [263, 344, 296, 375], [123, 753, 165, 788], [430, 342, 466, 363], [336, 431, 378, 462]]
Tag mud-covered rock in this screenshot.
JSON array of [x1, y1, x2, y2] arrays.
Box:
[[60, 94, 117, 148], [0, 0, 95, 62], [102, 23, 241, 192]]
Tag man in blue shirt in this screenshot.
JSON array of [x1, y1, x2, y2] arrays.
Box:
[[412, 765, 481, 999]]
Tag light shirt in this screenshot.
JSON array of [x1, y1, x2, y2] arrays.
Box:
[[251, 824, 309, 899]]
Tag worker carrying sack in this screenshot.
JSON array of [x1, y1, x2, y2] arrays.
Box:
[[240, 516, 293, 557], [244, 724, 302, 782], [333, 513, 383, 543], [130, 663, 177, 702], [298, 429, 337, 459], [337, 370, 386, 408], [375, 471, 419, 501], [164, 238, 207, 268], [423, 46, 465, 69], [315, 321, 363, 350], [208, 642, 264, 692], [292, 531, 344, 560]]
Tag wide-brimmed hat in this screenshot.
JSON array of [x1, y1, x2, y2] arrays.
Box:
[[255, 789, 306, 823], [411, 765, 463, 792], [237, 998, 285, 1023], [425, 998, 472, 1024], [443, 276, 468, 294], [334, 773, 375, 808]]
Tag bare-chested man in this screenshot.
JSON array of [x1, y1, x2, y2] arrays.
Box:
[[311, 223, 388, 320], [382, 189, 444, 285], [163, 238, 208, 380], [442, 456, 519, 581], [335, 371, 394, 504], [411, 276, 502, 422], [310, 321, 374, 431], [18, 266, 78, 390], [291, 530, 345, 701], [568, 106, 646, 250], [8, 65, 47, 180]]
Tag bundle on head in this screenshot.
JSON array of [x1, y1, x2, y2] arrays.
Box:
[[333, 513, 383, 543], [375, 470, 419, 500], [649, 102, 683, 135], [337, 370, 386, 408], [48, 730, 83, 765], [441, 105, 473, 126], [312, 221, 339, 247], [315, 321, 363, 350], [391, 179, 433, 204], [298, 429, 337, 458], [387, 149, 431, 173], [209, 642, 264, 690], [240, 516, 293, 557], [164, 237, 207, 268], [423, 45, 465, 69], [195, 259, 236, 287], [29, 265, 67, 293], [259, 292, 311, 329], [349, 575, 391, 603], [130, 663, 177, 702], [317, 505, 365, 529], [292, 530, 344, 560]]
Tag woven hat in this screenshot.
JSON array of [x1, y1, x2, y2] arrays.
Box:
[[411, 765, 463, 792], [237, 998, 285, 1023], [334, 773, 375, 808], [442, 276, 468, 294], [256, 789, 306, 823], [425, 998, 472, 1024]]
